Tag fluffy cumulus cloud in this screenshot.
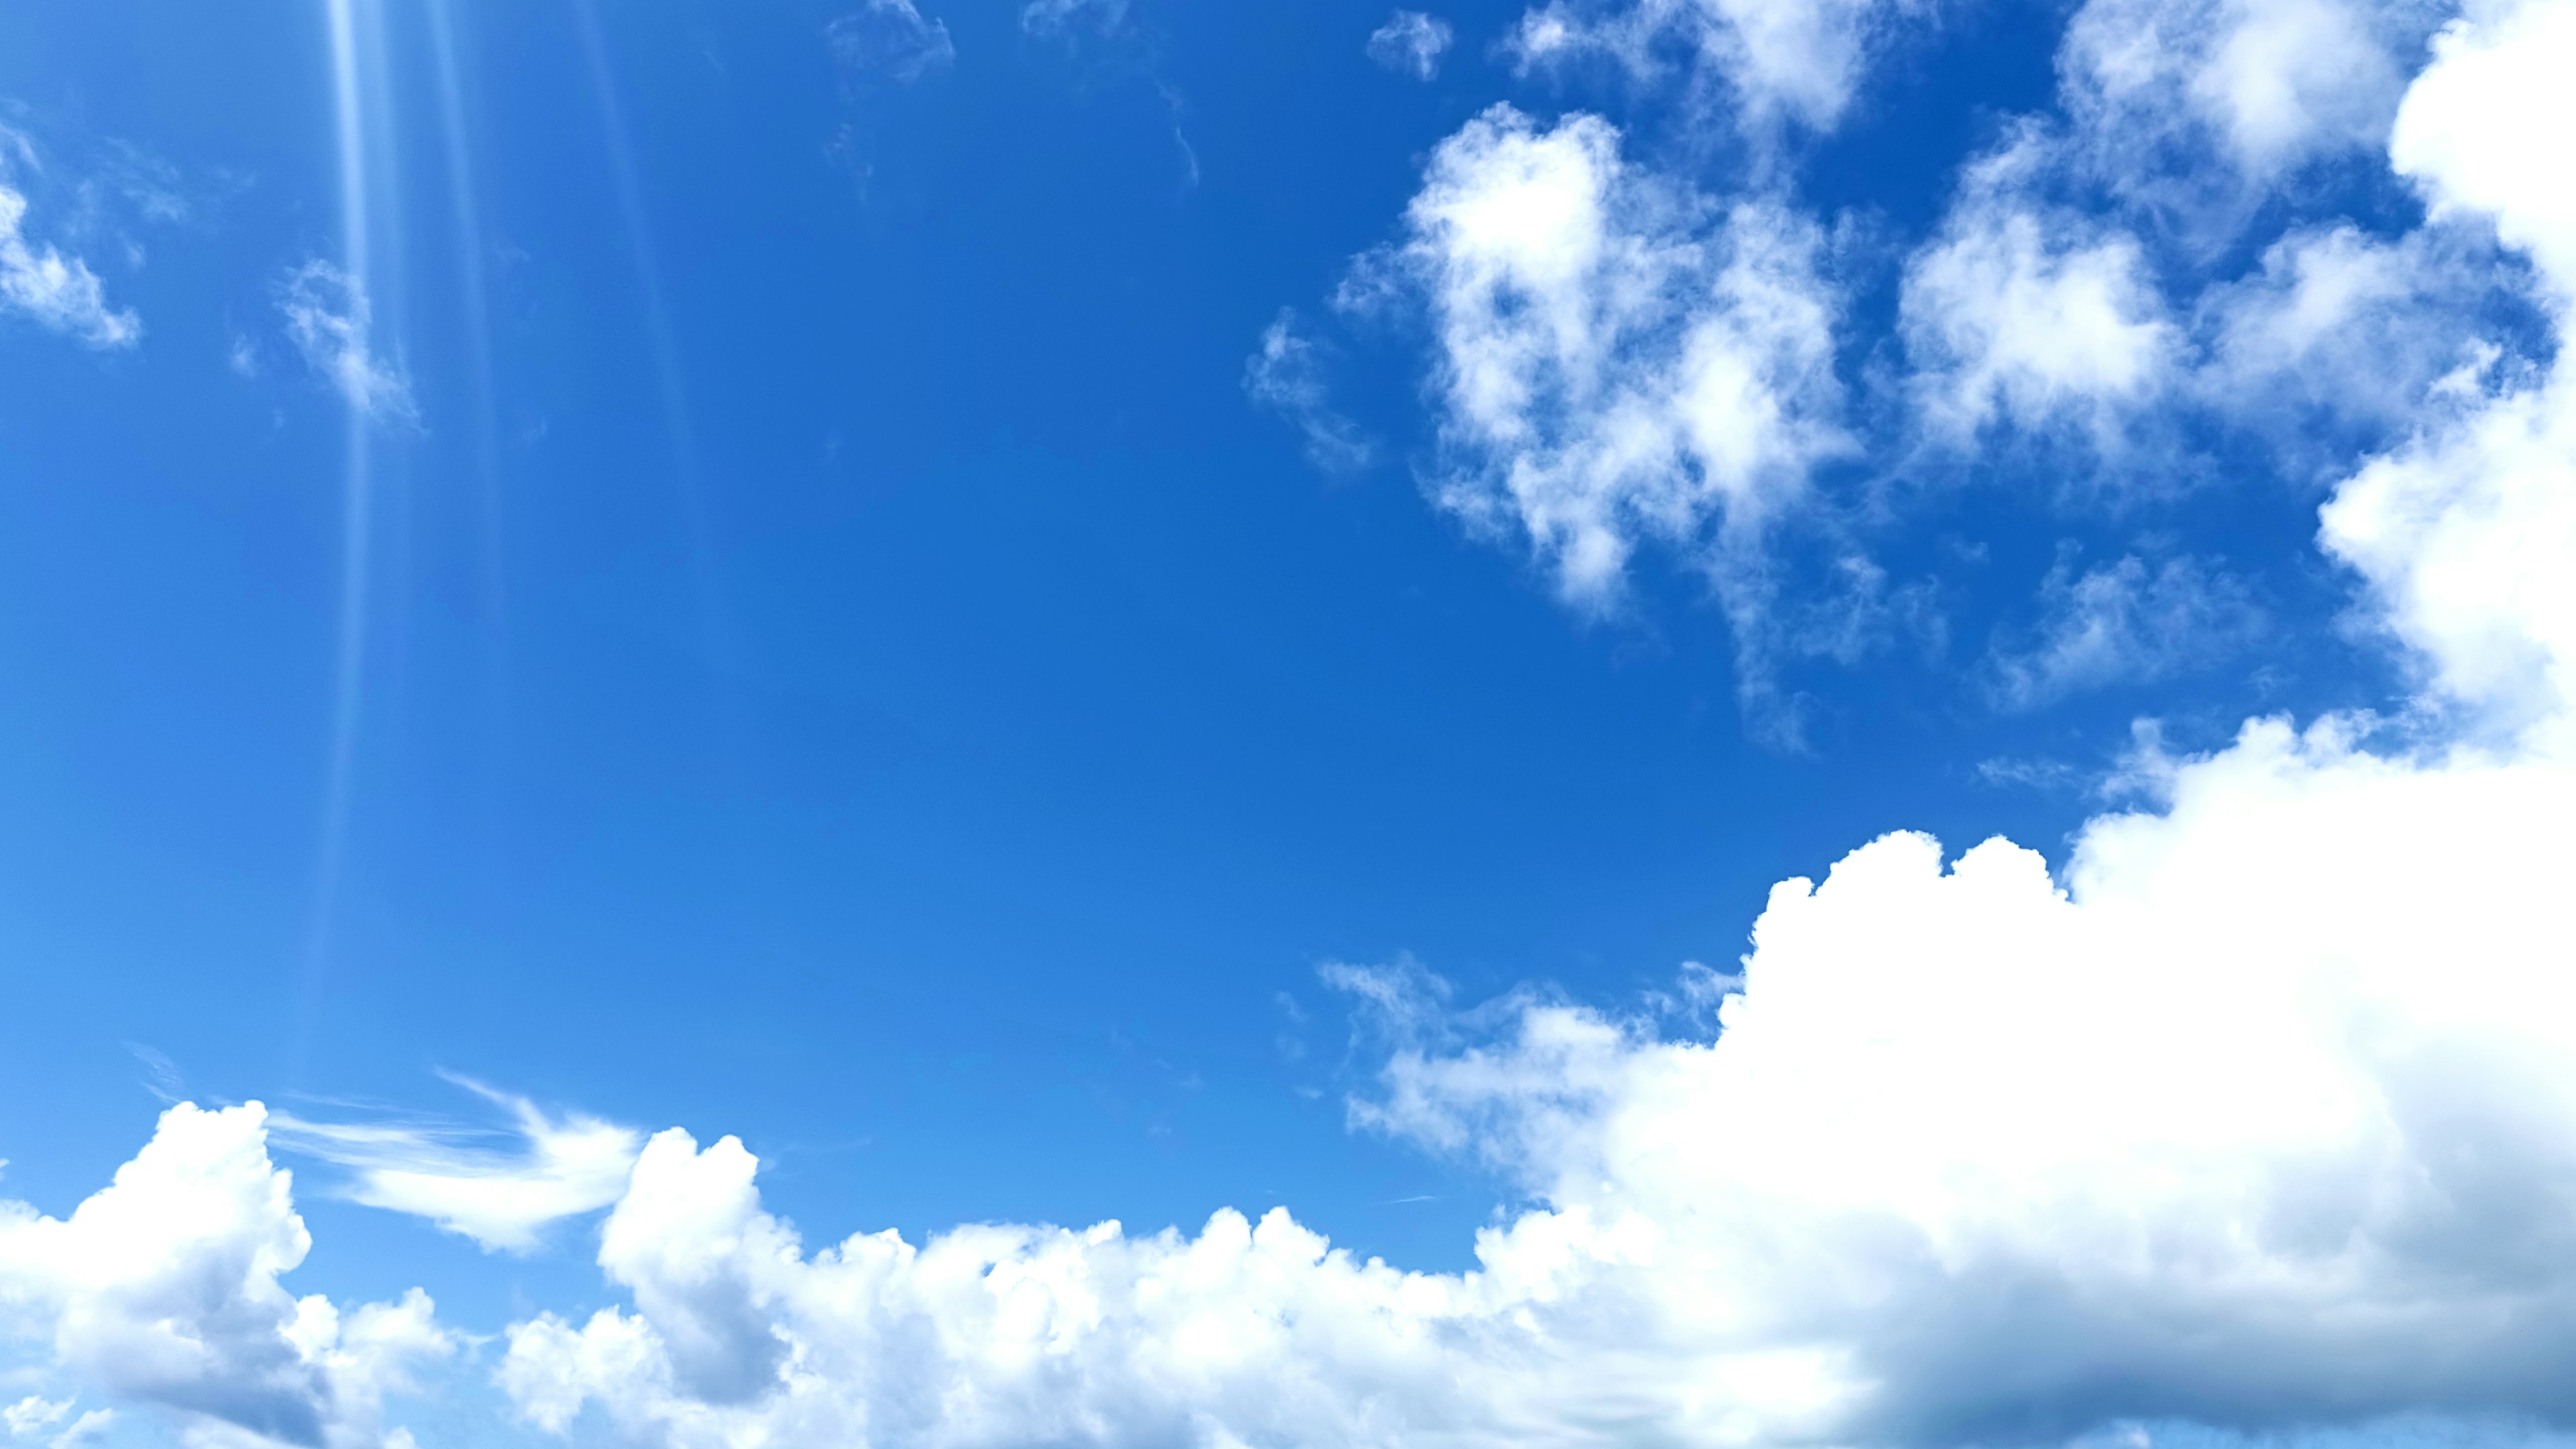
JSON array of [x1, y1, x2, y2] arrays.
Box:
[[1900, 143, 2182, 452], [0, 1104, 449, 1448], [826, 0, 958, 84], [1360, 105, 1847, 609], [0, 138, 141, 350], [1366, 10, 1455, 79]]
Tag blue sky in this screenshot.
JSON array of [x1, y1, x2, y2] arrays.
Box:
[[3, 0, 2575, 1446]]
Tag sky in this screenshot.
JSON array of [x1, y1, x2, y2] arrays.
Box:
[[1, 0, 2574, 1444]]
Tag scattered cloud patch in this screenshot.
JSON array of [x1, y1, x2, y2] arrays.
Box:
[[1244, 309, 1375, 474], [1362, 105, 1849, 611], [0, 179, 139, 350], [1986, 549, 2267, 709], [278, 259, 417, 427], [2194, 225, 2493, 433], [1366, 11, 1454, 80], [2062, 0, 2414, 188], [1900, 140, 2180, 454], [826, 0, 957, 84]]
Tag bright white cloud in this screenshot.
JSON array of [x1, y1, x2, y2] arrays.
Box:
[[278, 259, 416, 427], [1986, 550, 2266, 708], [1900, 142, 2182, 451], [2322, 0, 2576, 739], [1507, 0, 1909, 131], [1368, 105, 1848, 609], [2389, 0, 2576, 301], [1244, 309, 1376, 474], [0, 1104, 450, 1449], [0, 182, 139, 350], [271, 1079, 643, 1256], [2194, 224, 2485, 430], [826, 0, 958, 84], [1366, 11, 1455, 79]]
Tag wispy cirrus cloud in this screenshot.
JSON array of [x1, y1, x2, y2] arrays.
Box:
[[271, 1076, 642, 1255], [277, 258, 417, 427], [1356, 105, 1850, 612]]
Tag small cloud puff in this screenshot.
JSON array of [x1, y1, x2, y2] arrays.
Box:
[[1366, 11, 1454, 80], [1244, 309, 1375, 474]]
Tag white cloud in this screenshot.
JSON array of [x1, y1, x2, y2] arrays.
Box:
[[1986, 550, 2267, 708], [43, 1409, 112, 1449], [0, 182, 140, 350], [17, 6, 2576, 1449], [3, 1397, 70, 1438], [270, 1079, 643, 1256], [2389, 0, 2576, 303], [2061, 0, 2412, 184], [2322, 0, 2576, 739], [1244, 310, 1375, 474], [0, 1103, 451, 1448], [1368, 105, 1848, 610], [1900, 141, 2181, 451], [826, 0, 958, 84], [476, 13, 2576, 1442], [278, 260, 416, 427], [1366, 11, 1455, 80], [1506, 0, 1911, 131], [2194, 225, 2487, 430]]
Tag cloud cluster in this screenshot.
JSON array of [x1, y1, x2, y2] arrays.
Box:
[[0, 1104, 448, 1449], [1363, 105, 1848, 610], [17, 0, 2576, 1446], [0, 136, 141, 350]]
